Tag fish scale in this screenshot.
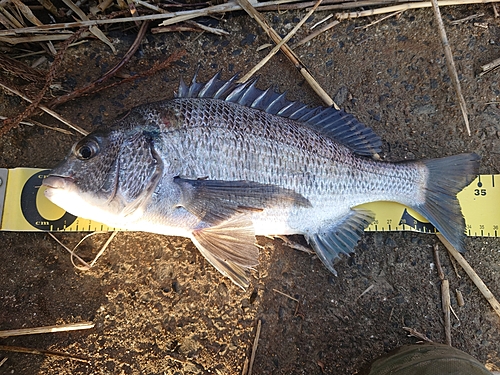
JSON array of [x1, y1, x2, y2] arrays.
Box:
[[42, 73, 480, 288], [158, 101, 422, 209]]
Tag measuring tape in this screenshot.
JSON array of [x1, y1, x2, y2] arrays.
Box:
[[0, 168, 498, 237]]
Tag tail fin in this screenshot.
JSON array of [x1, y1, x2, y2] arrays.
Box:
[[414, 153, 480, 252]]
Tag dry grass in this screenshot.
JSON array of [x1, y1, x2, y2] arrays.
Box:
[[0, 0, 498, 368], [0, 0, 498, 132]]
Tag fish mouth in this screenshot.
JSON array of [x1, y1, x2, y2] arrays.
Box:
[[42, 175, 75, 189], [42, 175, 76, 200]]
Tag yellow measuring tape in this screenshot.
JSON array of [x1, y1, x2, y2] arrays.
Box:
[[0, 168, 498, 237]]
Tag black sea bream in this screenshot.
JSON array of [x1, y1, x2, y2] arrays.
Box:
[[43, 74, 480, 288]]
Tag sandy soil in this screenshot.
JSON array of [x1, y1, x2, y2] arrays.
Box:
[[1, 5, 500, 374]]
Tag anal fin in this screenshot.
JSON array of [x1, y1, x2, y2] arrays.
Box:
[[191, 215, 259, 289], [306, 209, 375, 275]]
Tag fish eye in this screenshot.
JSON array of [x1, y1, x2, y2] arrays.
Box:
[[74, 138, 100, 160]]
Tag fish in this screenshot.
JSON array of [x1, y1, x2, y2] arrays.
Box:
[[42, 73, 480, 289]]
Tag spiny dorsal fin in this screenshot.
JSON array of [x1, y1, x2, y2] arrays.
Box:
[[176, 72, 382, 157]]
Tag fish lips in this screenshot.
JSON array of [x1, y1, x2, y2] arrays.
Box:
[[42, 175, 75, 199]]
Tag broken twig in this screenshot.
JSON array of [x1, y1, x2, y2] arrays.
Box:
[[236, 0, 338, 109], [239, 0, 323, 83], [403, 327, 433, 342], [441, 279, 452, 345], [0, 345, 90, 363], [356, 284, 375, 300], [433, 243, 452, 345], [480, 57, 500, 76], [0, 322, 94, 338], [292, 19, 340, 49], [437, 234, 500, 319], [248, 319, 262, 375], [273, 288, 300, 303], [430, 0, 470, 135]]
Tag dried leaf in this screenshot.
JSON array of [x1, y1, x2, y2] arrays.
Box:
[[11, 0, 44, 26], [89, 25, 116, 53]]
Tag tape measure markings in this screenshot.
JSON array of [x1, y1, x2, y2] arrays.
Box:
[[0, 169, 8, 228], [0, 168, 498, 238]]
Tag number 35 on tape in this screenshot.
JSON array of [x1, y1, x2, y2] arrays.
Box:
[[0, 168, 498, 237]]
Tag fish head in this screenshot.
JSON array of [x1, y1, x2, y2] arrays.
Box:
[[43, 126, 163, 223]]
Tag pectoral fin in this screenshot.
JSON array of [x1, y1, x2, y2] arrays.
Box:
[[175, 177, 310, 225], [191, 215, 259, 289], [306, 209, 375, 276]]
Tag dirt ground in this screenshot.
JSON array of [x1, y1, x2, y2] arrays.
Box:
[[1, 4, 500, 374]]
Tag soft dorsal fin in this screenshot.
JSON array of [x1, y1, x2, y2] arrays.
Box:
[[176, 72, 382, 157]]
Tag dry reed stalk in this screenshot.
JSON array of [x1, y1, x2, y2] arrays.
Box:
[[336, 0, 500, 19], [449, 12, 484, 23], [10, 0, 44, 26], [38, 0, 60, 18], [433, 243, 455, 345], [0, 322, 94, 338], [1, 27, 85, 136], [311, 14, 334, 28], [0, 81, 88, 135], [0, 6, 24, 28], [493, 2, 499, 16], [318, 0, 402, 11], [47, 232, 92, 269], [356, 10, 403, 29], [437, 234, 500, 319], [29, 119, 74, 134], [242, 358, 250, 375], [0, 116, 73, 134], [134, 0, 164, 13], [292, 19, 339, 48], [236, 0, 338, 108], [480, 57, 500, 75], [152, 22, 228, 35], [0, 0, 496, 39], [273, 288, 300, 302], [89, 231, 118, 267], [186, 20, 229, 35], [433, 243, 445, 280], [356, 284, 375, 300], [430, 0, 470, 135], [0, 0, 300, 36], [0, 33, 75, 44], [0, 12, 15, 29], [0, 345, 90, 363], [456, 289, 465, 307], [441, 279, 452, 345], [239, 0, 324, 83], [62, 0, 116, 52], [403, 327, 433, 342], [248, 319, 262, 375]]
